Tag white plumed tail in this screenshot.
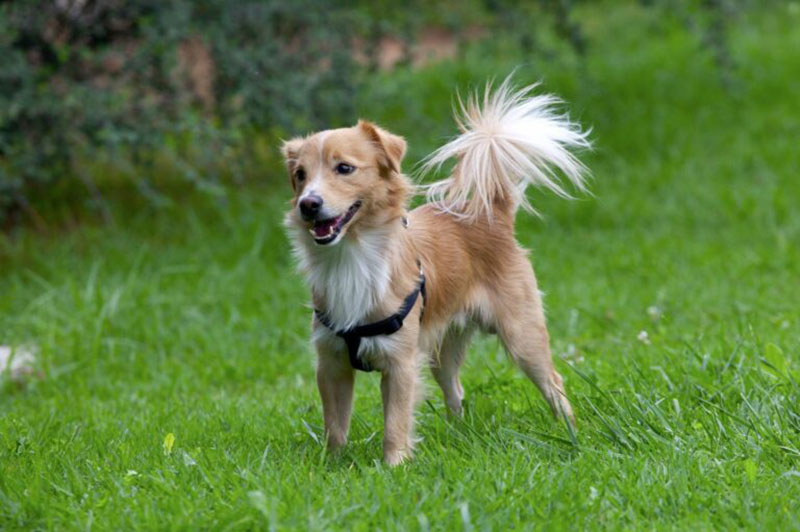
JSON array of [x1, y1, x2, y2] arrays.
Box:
[[419, 76, 591, 220]]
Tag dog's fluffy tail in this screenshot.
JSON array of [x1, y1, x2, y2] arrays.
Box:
[[420, 77, 591, 220]]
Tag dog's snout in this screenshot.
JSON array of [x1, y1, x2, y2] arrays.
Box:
[[299, 194, 323, 220]]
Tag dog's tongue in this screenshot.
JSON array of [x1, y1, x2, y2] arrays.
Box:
[[313, 217, 339, 238]]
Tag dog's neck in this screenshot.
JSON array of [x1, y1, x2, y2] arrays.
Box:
[[293, 218, 406, 330]]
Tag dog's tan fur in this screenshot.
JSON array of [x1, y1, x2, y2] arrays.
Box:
[[283, 80, 589, 465]]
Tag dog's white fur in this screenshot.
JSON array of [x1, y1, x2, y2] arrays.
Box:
[[422, 78, 591, 219], [288, 223, 395, 331]]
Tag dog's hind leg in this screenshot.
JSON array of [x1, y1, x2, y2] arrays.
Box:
[[490, 274, 575, 425], [431, 325, 475, 415]]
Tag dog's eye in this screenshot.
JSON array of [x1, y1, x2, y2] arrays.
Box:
[[335, 163, 355, 175], [295, 168, 306, 182]]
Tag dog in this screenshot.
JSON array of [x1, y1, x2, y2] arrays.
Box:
[[282, 77, 590, 465]]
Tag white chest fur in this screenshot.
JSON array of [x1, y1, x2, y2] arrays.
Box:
[[292, 226, 394, 330]]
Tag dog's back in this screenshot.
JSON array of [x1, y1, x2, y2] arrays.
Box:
[[412, 76, 591, 334], [409, 77, 592, 423]]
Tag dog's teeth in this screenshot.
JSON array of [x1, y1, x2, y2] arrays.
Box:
[[310, 224, 336, 239], [310, 215, 345, 240]]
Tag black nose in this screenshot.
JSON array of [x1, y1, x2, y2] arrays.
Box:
[[299, 194, 323, 220]]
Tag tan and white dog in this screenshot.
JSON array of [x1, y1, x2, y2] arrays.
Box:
[[282, 78, 590, 465]]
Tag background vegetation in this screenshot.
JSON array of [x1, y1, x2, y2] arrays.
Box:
[[1, 0, 751, 227], [2, 0, 799, 530], [0, 0, 580, 226]]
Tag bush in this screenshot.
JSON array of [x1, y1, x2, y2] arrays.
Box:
[[0, 0, 372, 224], [0, 0, 746, 227]]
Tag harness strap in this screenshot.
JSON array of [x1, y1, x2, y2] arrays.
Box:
[[315, 266, 426, 372]]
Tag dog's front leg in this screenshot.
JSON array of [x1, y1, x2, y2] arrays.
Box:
[[380, 356, 419, 466], [316, 348, 355, 450]]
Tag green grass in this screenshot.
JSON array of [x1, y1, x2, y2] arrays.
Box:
[[2, 3, 800, 530]]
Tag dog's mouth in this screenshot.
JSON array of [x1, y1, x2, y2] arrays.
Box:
[[309, 201, 362, 245]]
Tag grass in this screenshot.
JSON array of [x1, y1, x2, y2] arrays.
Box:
[[2, 3, 800, 530]]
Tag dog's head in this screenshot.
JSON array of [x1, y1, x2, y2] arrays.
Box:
[[282, 121, 411, 246]]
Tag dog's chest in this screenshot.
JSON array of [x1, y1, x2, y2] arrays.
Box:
[[305, 232, 392, 330]]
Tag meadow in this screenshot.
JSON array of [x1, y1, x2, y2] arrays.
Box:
[[1, 4, 799, 530]]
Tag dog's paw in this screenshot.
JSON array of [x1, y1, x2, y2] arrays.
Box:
[[383, 448, 412, 466], [446, 401, 464, 417]]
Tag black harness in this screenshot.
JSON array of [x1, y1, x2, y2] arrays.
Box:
[[314, 263, 426, 373]]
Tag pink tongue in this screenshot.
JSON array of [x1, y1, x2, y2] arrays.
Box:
[[313, 217, 339, 237]]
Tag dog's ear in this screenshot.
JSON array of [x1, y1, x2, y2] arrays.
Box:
[[281, 138, 304, 170], [358, 120, 407, 175], [281, 138, 305, 190]]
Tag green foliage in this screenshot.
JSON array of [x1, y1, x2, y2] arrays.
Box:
[[0, 1, 485, 223], [0, 0, 753, 227], [0, 0, 360, 223], [0, 0, 603, 227]]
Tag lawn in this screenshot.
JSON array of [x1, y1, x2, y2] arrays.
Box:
[[2, 4, 800, 530]]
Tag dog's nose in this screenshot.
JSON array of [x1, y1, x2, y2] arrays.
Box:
[[299, 194, 323, 220]]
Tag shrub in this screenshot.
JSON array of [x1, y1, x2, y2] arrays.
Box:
[[0, 0, 368, 224], [0, 0, 746, 227]]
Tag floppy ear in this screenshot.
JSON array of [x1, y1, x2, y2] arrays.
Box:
[[358, 120, 407, 175], [280, 138, 304, 172], [280, 137, 305, 191]]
